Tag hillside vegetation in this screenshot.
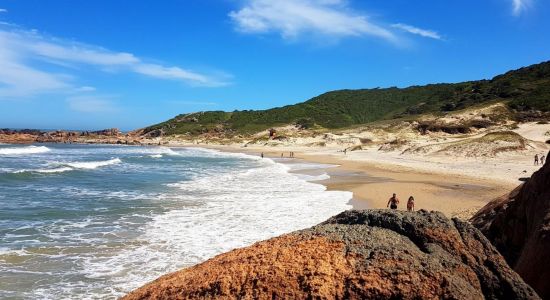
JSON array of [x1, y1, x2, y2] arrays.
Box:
[[143, 60, 550, 137]]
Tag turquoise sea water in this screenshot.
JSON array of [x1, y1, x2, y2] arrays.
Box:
[[0, 144, 352, 299]]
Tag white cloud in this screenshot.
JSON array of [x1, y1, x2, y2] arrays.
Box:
[[229, 0, 396, 42], [133, 64, 220, 87], [66, 96, 118, 113], [0, 9, 7, 13], [512, 0, 532, 16], [0, 37, 70, 97], [0, 25, 231, 99], [391, 23, 442, 40]]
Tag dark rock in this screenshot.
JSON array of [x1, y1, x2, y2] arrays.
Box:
[[123, 210, 538, 300], [471, 150, 550, 299], [89, 128, 121, 136]]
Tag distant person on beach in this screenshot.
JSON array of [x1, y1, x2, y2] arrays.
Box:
[[535, 154, 539, 165], [281, 153, 284, 158], [261, 153, 264, 158], [343, 149, 347, 155], [541, 154, 546, 165], [387, 193, 399, 210], [407, 196, 415, 212]]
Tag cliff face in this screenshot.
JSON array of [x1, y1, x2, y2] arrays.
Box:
[[123, 210, 538, 300], [471, 151, 550, 299]]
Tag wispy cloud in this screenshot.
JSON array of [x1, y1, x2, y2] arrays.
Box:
[[0, 38, 71, 97], [0, 9, 7, 13], [66, 95, 118, 113], [0, 24, 231, 98], [229, 0, 397, 42], [391, 23, 442, 40], [512, 0, 532, 16]]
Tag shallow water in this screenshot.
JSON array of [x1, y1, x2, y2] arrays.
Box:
[[0, 144, 352, 299]]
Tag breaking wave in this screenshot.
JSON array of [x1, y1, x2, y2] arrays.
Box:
[[64, 158, 122, 169], [0, 146, 51, 155]]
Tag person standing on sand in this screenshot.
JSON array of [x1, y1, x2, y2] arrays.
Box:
[[407, 196, 415, 212], [281, 153, 284, 158], [541, 154, 546, 165], [261, 153, 264, 158], [387, 193, 399, 210], [535, 154, 539, 165]]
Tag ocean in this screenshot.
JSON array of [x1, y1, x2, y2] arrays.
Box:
[[0, 144, 352, 299]]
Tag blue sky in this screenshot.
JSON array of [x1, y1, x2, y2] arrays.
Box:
[[0, 0, 548, 130]]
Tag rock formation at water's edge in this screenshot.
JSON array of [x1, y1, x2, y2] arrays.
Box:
[[123, 210, 539, 299]]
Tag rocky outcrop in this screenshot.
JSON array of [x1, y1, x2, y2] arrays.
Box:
[[471, 150, 550, 299], [0, 128, 131, 144], [82, 128, 121, 136], [123, 210, 538, 300]]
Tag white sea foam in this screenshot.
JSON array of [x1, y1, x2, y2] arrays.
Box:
[[149, 154, 163, 158], [39, 167, 74, 173], [64, 158, 121, 169], [283, 161, 339, 171], [293, 172, 331, 181], [0, 146, 51, 155], [14, 167, 73, 174], [121, 146, 181, 157], [155, 147, 180, 156], [170, 147, 264, 161], [10, 158, 121, 174], [80, 152, 352, 297]]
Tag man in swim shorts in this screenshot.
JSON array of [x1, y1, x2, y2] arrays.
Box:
[[387, 193, 399, 210]]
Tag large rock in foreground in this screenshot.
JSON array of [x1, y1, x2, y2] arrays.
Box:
[[123, 210, 538, 300], [472, 151, 550, 299]]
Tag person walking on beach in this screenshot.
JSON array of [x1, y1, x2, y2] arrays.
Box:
[[407, 196, 415, 212], [261, 152, 264, 159], [534, 154, 539, 165], [541, 154, 546, 165], [387, 193, 399, 210]]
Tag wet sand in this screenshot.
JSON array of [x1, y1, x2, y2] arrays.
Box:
[[297, 153, 512, 219]]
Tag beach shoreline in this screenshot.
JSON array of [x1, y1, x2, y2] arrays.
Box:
[[177, 143, 520, 220]]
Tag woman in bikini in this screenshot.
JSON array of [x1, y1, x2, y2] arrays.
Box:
[[407, 196, 415, 212]]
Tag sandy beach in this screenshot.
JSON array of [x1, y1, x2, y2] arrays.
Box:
[[298, 152, 513, 219]]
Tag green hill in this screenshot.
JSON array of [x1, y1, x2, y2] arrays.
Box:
[[143, 60, 550, 137]]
